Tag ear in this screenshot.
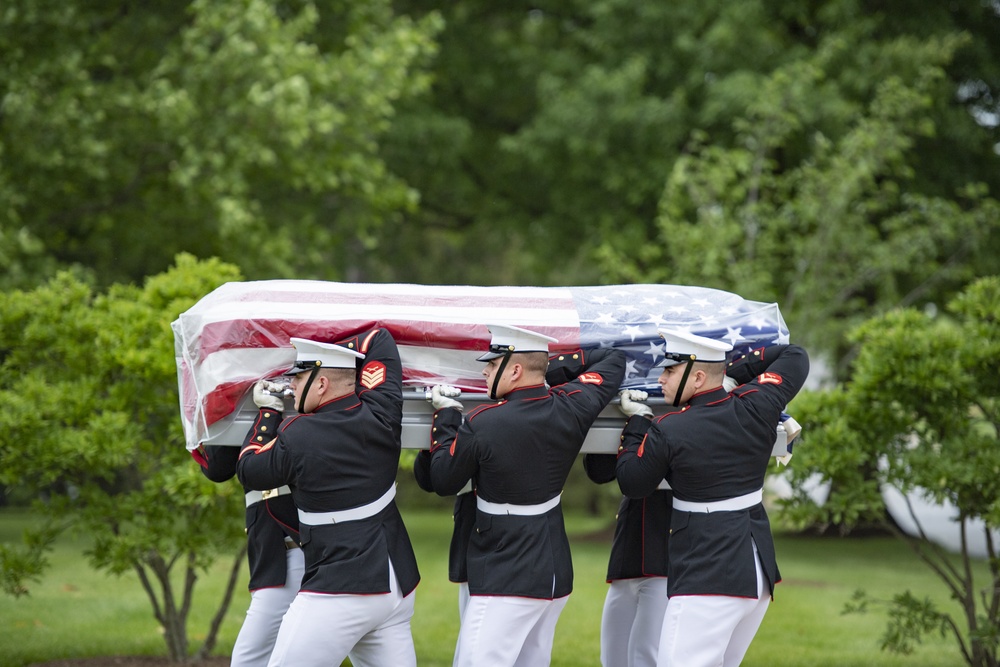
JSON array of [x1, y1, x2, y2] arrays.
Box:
[[508, 362, 524, 381], [692, 368, 708, 390]]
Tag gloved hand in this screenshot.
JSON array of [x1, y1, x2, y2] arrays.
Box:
[[253, 380, 285, 412], [723, 375, 739, 392], [617, 389, 652, 418], [431, 385, 463, 411], [781, 415, 802, 444]]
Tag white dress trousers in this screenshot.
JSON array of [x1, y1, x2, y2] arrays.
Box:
[[451, 582, 471, 667], [657, 542, 771, 667], [600, 576, 669, 667], [455, 593, 569, 667], [231, 546, 305, 667], [265, 559, 417, 667]]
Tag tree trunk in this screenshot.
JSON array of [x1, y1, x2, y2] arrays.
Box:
[[194, 545, 247, 661]]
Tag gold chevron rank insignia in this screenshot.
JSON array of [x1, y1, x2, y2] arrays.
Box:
[[360, 361, 387, 389]]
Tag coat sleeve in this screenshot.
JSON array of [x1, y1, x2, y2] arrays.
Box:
[[615, 414, 668, 499], [428, 407, 479, 496], [583, 453, 617, 484], [192, 444, 237, 483], [236, 419, 296, 493], [549, 347, 627, 427], [340, 328, 404, 434], [726, 344, 810, 411], [413, 450, 434, 493]]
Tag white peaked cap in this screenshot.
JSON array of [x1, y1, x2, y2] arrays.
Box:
[[283, 337, 365, 375], [477, 324, 559, 361], [656, 329, 733, 367]]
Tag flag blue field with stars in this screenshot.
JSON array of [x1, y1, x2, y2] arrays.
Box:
[[569, 284, 788, 394]]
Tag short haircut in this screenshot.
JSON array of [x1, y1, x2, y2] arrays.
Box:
[[514, 351, 550, 375], [319, 367, 357, 384], [693, 361, 726, 382]]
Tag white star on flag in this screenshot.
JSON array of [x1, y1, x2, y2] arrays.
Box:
[[622, 325, 643, 341], [644, 341, 665, 363]]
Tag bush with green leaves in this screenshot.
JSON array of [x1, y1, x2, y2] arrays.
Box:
[[785, 276, 1000, 667], [0, 254, 250, 661]]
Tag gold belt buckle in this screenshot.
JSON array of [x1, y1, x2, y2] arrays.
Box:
[[261, 488, 280, 500]]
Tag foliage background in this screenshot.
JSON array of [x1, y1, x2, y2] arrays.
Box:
[[1, 0, 998, 663]]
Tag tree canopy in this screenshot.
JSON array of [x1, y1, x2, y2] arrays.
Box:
[[0, 255, 250, 660], [383, 2, 1000, 298], [784, 276, 1000, 666], [0, 0, 441, 287], [2, 1, 998, 373]]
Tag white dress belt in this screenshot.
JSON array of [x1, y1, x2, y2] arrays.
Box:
[[672, 488, 763, 513], [245, 485, 292, 507], [297, 483, 397, 526], [477, 494, 561, 516]]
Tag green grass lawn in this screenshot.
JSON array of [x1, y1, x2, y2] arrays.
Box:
[[0, 505, 979, 666]]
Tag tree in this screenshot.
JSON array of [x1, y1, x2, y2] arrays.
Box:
[[382, 1, 999, 297], [0, 254, 253, 662], [783, 276, 1000, 666], [589, 9, 1000, 376], [0, 0, 441, 289]]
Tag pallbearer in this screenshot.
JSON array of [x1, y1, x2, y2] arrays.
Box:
[[583, 385, 672, 667], [191, 379, 302, 667], [616, 329, 809, 667], [428, 324, 626, 667], [237, 330, 420, 667]]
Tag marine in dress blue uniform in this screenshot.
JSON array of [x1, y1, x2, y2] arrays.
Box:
[[414, 445, 475, 666], [192, 413, 303, 667], [616, 329, 809, 667], [428, 324, 626, 667], [236, 330, 420, 667], [584, 447, 671, 667]]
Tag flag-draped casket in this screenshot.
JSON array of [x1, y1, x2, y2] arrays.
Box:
[[171, 281, 789, 453]]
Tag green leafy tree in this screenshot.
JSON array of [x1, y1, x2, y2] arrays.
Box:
[[0, 254, 253, 662], [784, 276, 1000, 666], [592, 17, 1000, 376], [0, 0, 441, 289], [383, 1, 999, 297]]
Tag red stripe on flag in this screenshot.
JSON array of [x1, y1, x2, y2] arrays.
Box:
[[195, 319, 579, 360]]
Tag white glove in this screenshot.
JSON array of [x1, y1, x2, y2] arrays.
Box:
[[431, 385, 463, 411], [782, 416, 802, 444], [617, 389, 652, 418], [723, 376, 738, 392], [253, 380, 285, 411]]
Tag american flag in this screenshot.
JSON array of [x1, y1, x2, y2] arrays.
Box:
[[172, 281, 788, 450]]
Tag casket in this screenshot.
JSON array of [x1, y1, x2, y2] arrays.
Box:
[[171, 281, 790, 453]]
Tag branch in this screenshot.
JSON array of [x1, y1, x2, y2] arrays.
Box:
[[984, 527, 999, 624], [941, 611, 974, 666], [897, 244, 972, 309], [131, 560, 165, 627], [179, 550, 198, 622], [899, 488, 965, 588], [195, 545, 247, 661]]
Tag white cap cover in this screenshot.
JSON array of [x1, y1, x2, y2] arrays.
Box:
[[657, 329, 733, 367], [283, 337, 365, 375], [477, 324, 559, 361]]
